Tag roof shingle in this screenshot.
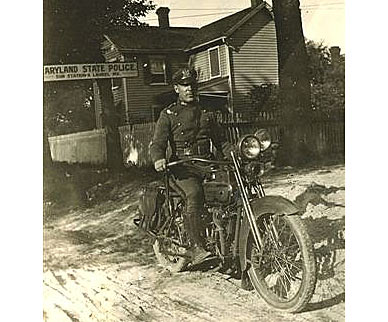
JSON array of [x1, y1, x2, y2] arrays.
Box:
[[105, 4, 269, 52], [105, 26, 198, 51], [186, 8, 252, 50]]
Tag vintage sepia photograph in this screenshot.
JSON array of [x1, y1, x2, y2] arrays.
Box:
[[42, 0, 346, 320]]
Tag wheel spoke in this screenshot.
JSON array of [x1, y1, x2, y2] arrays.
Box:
[[277, 219, 287, 238], [273, 257, 302, 299], [249, 215, 310, 302], [270, 215, 282, 239], [278, 275, 290, 298], [279, 243, 299, 252], [285, 229, 294, 248], [247, 214, 316, 311], [283, 259, 303, 277], [278, 258, 303, 283], [276, 257, 302, 274], [264, 218, 281, 249]]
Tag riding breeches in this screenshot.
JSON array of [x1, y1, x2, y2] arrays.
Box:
[[172, 174, 205, 246]]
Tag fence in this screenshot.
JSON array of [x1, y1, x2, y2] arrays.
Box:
[[48, 110, 344, 167], [222, 110, 344, 158], [304, 117, 345, 156], [124, 110, 344, 167], [48, 129, 107, 164]]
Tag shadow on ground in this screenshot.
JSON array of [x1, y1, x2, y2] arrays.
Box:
[[293, 183, 345, 312]]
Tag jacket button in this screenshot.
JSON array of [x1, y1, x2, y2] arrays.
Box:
[[178, 122, 182, 126], [180, 131, 184, 135]]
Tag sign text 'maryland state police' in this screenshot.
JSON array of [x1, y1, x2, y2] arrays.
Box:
[[44, 63, 138, 82]]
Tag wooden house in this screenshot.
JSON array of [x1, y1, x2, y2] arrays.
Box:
[[101, 0, 278, 124], [101, 7, 198, 124], [186, 0, 278, 116]]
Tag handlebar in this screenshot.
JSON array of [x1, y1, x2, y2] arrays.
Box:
[[167, 157, 231, 168]]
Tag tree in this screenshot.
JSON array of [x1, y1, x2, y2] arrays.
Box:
[[44, 81, 96, 136], [272, 0, 312, 165], [248, 83, 280, 113], [306, 41, 345, 111], [43, 0, 155, 169], [43, 0, 155, 64]]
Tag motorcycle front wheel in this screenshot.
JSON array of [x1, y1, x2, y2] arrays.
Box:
[[246, 213, 316, 313]]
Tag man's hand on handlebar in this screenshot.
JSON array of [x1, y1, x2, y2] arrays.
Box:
[[154, 159, 167, 172], [155, 157, 231, 173]]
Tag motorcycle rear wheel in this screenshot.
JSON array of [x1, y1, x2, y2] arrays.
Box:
[[246, 213, 316, 313], [153, 239, 188, 273]]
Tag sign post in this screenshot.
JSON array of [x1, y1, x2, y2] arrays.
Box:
[[92, 80, 103, 129]]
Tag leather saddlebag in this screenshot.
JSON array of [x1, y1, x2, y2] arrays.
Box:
[[135, 185, 165, 232]]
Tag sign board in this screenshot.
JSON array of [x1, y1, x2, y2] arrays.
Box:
[[43, 62, 138, 82]]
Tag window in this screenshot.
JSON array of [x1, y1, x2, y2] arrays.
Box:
[[149, 56, 167, 84], [208, 47, 221, 78]]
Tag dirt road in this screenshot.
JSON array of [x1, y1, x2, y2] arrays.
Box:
[[43, 164, 345, 321]]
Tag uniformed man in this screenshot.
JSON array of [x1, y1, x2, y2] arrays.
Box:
[[150, 67, 231, 266]]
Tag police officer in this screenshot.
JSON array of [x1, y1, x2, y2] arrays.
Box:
[[150, 67, 231, 265]]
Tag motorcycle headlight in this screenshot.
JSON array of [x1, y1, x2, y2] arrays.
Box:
[[254, 129, 271, 151], [238, 135, 261, 159]]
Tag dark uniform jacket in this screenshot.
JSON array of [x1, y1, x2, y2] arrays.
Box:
[[150, 99, 231, 163]]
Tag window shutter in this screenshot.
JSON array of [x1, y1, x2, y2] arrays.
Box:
[[143, 56, 151, 85], [209, 48, 220, 78]]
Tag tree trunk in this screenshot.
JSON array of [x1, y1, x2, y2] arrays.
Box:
[[272, 0, 312, 166], [97, 79, 124, 170]]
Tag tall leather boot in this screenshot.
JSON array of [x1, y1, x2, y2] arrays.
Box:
[[184, 212, 211, 265]]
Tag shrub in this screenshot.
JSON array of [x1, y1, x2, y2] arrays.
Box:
[[248, 83, 280, 113]]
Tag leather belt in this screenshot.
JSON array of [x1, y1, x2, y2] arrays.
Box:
[[175, 139, 211, 157]]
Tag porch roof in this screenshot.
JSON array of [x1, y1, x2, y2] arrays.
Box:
[[198, 76, 230, 94]]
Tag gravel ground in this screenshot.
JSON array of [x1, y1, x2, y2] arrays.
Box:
[[43, 164, 345, 321]]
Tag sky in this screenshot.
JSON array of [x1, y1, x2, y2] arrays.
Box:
[[141, 0, 345, 53]]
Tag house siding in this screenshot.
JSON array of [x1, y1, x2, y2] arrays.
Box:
[[101, 38, 127, 121], [230, 10, 279, 115], [190, 44, 229, 83], [100, 8, 278, 123], [101, 34, 190, 124], [111, 85, 125, 105], [122, 53, 188, 123], [101, 38, 121, 62]]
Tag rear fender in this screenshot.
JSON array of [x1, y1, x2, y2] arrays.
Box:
[[239, 195, 300, 272]]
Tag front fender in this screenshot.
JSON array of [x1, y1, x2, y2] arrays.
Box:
[[239, 195, 300, 272]]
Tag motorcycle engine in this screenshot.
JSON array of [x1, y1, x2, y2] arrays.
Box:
[[203, 170, 234, 205], [203, 181, 233, 204]]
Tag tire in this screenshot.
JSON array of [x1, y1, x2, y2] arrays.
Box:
[[153, 239, 188, 273], [246, 213, 316, 313]]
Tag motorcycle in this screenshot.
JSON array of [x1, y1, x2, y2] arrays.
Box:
[[134, 129, 317, 313]]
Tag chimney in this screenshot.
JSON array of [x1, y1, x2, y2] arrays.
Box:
[[156, 7, 170, 29], [330, 46, 341, 67], [251, 0, 263, 7]]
